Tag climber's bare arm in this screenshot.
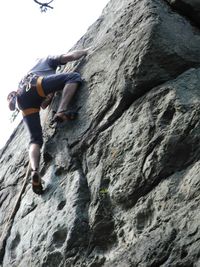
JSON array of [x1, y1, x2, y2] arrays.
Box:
[[60, 48, 90, 64]]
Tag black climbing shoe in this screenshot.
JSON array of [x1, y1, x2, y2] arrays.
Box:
[[31, 170, 44, 195], [53, 110, 78, 123]]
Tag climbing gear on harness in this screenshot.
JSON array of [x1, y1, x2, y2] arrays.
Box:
[[7, 91, 17, 111], [18, 73, 45, 97], [19, 73, 36, 92], [53, 110, 78, 123], [10, 108, 20, 123], [31, 170, 44, 195], [19, 73, 37, 92]]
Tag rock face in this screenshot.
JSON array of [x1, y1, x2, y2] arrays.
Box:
[[165, 0, 200, 27], [1, 0, 200, 266]]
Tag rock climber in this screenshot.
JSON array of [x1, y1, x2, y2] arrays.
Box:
[[7, 48, 89, 195]]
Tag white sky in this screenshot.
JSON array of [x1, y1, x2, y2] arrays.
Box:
[[0, 0, 109, 149]]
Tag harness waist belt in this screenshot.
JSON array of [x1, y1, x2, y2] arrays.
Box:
[[19, 75, 46, 117], [21, 108, 40, 117], [30, 76, 46, 97]]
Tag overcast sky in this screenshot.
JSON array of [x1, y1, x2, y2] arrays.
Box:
[[0, 0, 109, 148]]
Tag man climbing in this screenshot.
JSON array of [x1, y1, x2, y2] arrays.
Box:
[[7, 48, 89, 195]]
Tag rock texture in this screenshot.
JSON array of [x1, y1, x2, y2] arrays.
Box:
[[1, 0, 200, 266], [165, 0, 200, 27]]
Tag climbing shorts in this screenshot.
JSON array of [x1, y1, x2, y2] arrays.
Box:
[[23, 112, 43, 147], [42, 72, 83, 95], [17, 72, 83, 147]]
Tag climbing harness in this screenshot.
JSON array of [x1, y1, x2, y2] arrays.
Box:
[[8, 74, 45, 121]]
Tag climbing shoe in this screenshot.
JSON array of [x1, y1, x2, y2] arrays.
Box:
[[31, 170, 44, 195], [53, 110, 78, 123]]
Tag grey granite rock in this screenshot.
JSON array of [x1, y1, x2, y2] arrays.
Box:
[[165, 0, 200, 27], [1, 0, 200, 266]]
